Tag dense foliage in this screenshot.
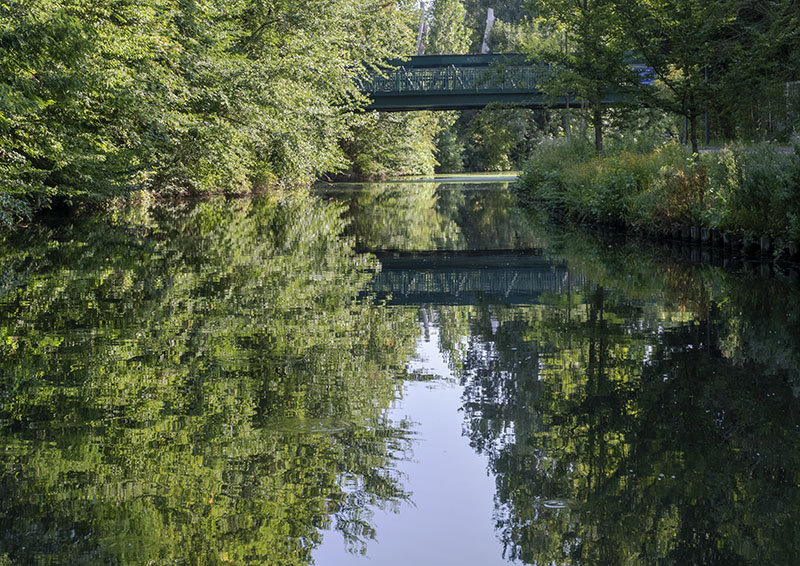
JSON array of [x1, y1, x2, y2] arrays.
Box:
[[431, 0, 799, 166], [340, 111, 441, 179], [520, 136, 800, 242], [2, 0, 796, 222], [525, 0, 800, 152], [0, 0, 418, 224]]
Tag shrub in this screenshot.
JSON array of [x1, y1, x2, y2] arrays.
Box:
[[664, 163, 710, 225], [785, 138, 800, 242], [707, 143, 797, 237], [520, 137, 598, 213], [520, 137, 800, 242], [521, 139, 700, 229]]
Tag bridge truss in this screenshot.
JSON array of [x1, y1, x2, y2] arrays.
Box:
[[362, 54, 631, 111]]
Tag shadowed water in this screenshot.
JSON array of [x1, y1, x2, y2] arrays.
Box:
[[0, 180, 798, 565]]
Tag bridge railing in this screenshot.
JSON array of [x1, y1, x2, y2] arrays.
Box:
[[362, 64, 557, 95], [359, 54, 646, 110]]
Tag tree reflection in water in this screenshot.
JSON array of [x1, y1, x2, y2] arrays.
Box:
[[331, 180, 800, 566], [1, 182, 799, 566], [0, 192, 420, 565], [323, 180, 544, 251], [444, 234, 800, 566]]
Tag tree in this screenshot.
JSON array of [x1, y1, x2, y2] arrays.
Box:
[[427, 0, 471, 54], [707, 0, 799, 140], [528, 0, 634, 153], [522, 0, 799, 152], [0, 0, 418, 220], [610, 0, 734, 154], [462, 0, 527, 51], [341, 112, 441, 179]]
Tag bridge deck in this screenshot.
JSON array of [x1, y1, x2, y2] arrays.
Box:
[[361, 54, 640, 111]]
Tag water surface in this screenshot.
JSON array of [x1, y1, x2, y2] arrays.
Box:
[[1, 179, 799, 565]]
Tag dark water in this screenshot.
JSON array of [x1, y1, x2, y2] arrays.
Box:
[[1, 180, 799, 565]]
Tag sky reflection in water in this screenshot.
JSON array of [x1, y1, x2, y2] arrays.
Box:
[[0, 179, 798, 565]]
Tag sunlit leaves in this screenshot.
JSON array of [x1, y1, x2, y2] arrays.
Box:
[[0, 0, 418, 217]]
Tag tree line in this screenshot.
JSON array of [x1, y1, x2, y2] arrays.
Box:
[[423, 0, 798, 169], [0, 0, 425, 225], [527, 0, 799, 153], [1, 0, 797, 225]]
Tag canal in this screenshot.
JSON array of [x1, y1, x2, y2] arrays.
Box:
[[0, 178, 798, 565]]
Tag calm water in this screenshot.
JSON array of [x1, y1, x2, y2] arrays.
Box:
[[1, 179, 799, 565]]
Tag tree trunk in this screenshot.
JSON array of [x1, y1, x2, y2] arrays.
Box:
[[593, 102, 603, 154], [689, 109, 699, 159]]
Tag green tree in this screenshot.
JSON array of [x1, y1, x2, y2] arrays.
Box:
[[707, 0, 799, 140], [424, 0, 471, 174], [528, 0, 634, 153], [610, 0, 723, 154], [462, 0, 527, 52], [427, 0, 471, 54], [342, 111, 441, 179], [465, 106, 534, 170], [0, 0, 417, 220]]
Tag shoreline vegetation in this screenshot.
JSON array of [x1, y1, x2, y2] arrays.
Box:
[[0, 0, 431, 229], [2, 0, 798, 236], [518, 137, 800, 263]]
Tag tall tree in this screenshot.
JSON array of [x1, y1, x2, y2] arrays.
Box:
[[613, 0, 730, 154], [462, 0, 527, 51], [708, 0, 799, 139], [0, 0, 418, 219], [425, 0, 471, 174], [427, 0, 471, 54], [530, 0, 634, 153]]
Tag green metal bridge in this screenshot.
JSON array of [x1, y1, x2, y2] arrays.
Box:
[[361, 54, 633, 112]]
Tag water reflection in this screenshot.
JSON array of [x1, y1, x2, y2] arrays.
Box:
[[0, 181, 798, 565], [320, 181, 543, 251], [327, 179, 800, 565], [436, 234, 800, 565], [0, 193, 419, 565]]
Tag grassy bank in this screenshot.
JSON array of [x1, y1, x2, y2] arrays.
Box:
[[519, 138, 800, 252]]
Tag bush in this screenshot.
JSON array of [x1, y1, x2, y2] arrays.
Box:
[[519, 137, 594, 212], [521, 139, 699, 228], [705, 142, 799, 238], [520, 137, 799, 242]]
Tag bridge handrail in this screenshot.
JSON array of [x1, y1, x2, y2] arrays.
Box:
[[359, 53, 650, 110], [362, 64, 557, 95]]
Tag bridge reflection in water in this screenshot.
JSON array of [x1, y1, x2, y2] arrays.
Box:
[[368, 250, 587, 305]]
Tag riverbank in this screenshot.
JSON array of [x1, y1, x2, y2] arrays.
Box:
[[518, 138, 800, 262]]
